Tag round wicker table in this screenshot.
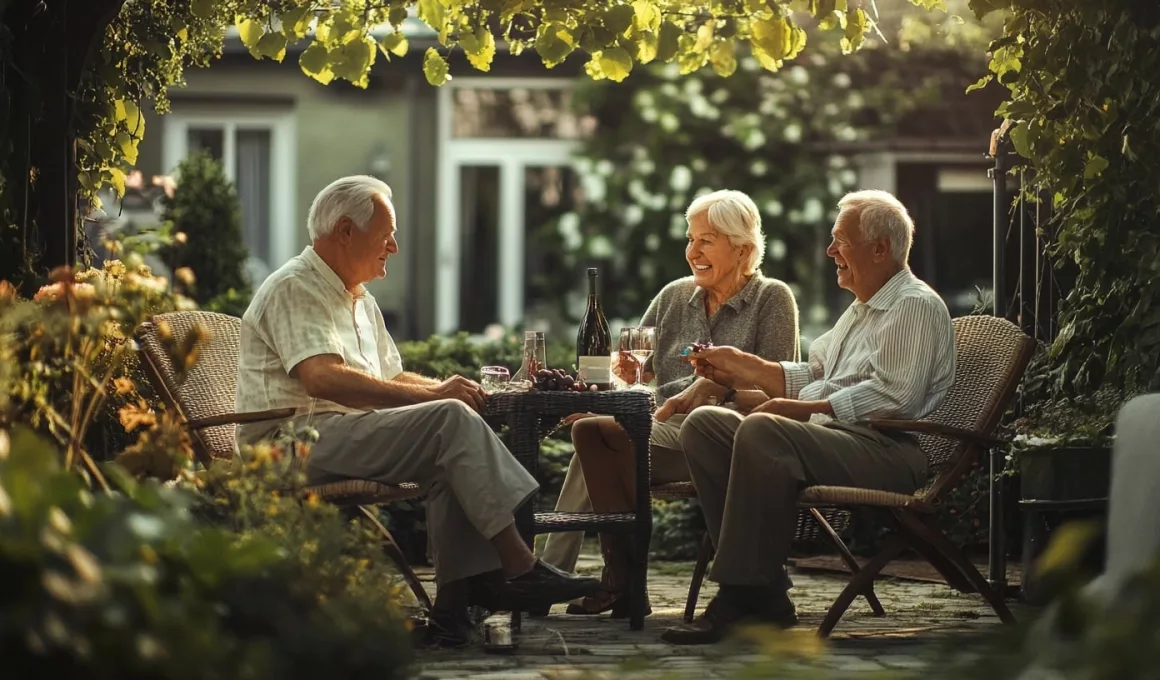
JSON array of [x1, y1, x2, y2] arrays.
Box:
[[484, 388, 655, 631]]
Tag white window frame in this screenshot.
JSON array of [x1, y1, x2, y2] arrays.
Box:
[[436, 77, 579, 334], [161, 108, 298, 279]]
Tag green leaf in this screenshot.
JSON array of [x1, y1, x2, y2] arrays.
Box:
[[176, 27, 189, 42], [693, 20, 715, 52], [378, 32, 409, 58], [115, 131, 138, 164], [633, 0, 660, 31], [107, 167, 127, 196], [499, 0, 525, 23], [751, 16, 789, 58], [597, 46, 633, 82], [966, 73, 992, 93], [423, 47, 451, 86], [908, 0, 946, 8], [843, 8, 867, 52], [331, 36, 376, 86], [604, 4, 636, 36], [1084, 155, 1109, 179], [299, 42, 334, 85], [678, 35, 709, 74], [635, 28, 658, 63], [192, 0, 214, 19], [1008, 121, 1032, 158], [255, 32, 288, 61], [534, 24, 576, 67], [751, 45, 781, 72], [389, 6, 409, 25], [418, 0, 446, 31], [815, 0, 837, 18], [656, 20, 681, 62], [460, 27, 496, 71], [281, 6, 314, 38], [709, 40, 737, 77], [236, 16, 264, 50]]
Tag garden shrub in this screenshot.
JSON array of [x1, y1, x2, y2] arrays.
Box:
[[160, 151, 252, 313]]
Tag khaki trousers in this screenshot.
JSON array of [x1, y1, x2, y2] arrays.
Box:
[[679, 407, 927, 587], [255, 399, 539, 585], [540, 415, 690, 571]]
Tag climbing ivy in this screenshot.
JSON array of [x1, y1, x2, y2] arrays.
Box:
[[971, 1, 1160, 393]]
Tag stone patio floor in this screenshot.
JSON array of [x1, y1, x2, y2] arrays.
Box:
[[411, 546, 1035, 679]]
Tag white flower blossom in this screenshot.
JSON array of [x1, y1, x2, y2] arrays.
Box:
[[823, 102, 839, 116], [669, 214, 687, 239], [595, 160, 614, 176], [810, 304, 829, 324], [691, 157, 707, 172], [744, 129, 767, 150], [789, 65, 809, 84], [768, 238, 787, 261], [557, 213, 584, 251], [624, 204, 644, 226], [750, 160, 768, 176], [640, 106, 658, 123], [581, 172, 607, 203], [827, 155, 848, 169], [783, 123, 802, 143], [645, 233, 661, 251], [840, 169, 858, 185], [764, 200, 784, 216], [659, 112, 679, 132], [741, 56, 758, 71], [709, 88, 730, 104], [588, 235, 614, 258], [636, 158, 656, 175], [836, 125, 858, 142], [670, 165, 692, 192], [803, 198, 824, 223], [832, 73, 852, 88], [661, 82, 679, 97], [683, 78, 703, 95]]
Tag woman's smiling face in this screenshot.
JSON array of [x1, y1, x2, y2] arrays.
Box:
[[685, 211, 748, 291]]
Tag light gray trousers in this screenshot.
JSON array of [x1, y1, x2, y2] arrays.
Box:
[[300, 399, 538, 584], [679, 407, 927, 587]]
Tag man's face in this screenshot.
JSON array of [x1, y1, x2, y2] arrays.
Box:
[[825, 211, 888, 300], [343, 194, 399, 283]]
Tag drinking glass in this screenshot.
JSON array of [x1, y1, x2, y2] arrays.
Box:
[[630, 326, 655, 390], [480, 366, 511, 394], [616, 327, 641, 387]]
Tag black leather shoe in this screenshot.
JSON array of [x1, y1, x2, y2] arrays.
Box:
[[422, 607, 475, 649], [499, 560, 602, 612], [661, 593, 797, 646]]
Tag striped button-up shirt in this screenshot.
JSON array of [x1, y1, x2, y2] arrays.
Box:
[[780, 269, 955, 423]]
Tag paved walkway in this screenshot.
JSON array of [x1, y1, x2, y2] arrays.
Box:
[[411, 548, 1032, 679]]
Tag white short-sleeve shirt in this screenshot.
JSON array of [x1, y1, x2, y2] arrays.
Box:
[[235, 246, 403, 419]]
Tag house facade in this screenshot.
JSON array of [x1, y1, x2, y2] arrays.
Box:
[[134, 25, 1000, 341]]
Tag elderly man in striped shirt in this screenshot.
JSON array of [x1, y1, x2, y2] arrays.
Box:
[[657, 189, 955, 645]]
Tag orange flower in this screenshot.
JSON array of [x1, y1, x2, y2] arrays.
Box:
[[174, 267, 196, 287], [113, 377, 136, 396], [0, 280, 18, 303]]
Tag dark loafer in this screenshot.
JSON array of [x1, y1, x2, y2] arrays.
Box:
[[499, 560, 603, 612], [422, 607, 475, 649], [661, 595, 798, 646]]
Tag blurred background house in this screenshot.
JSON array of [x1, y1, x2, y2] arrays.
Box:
[[127, 2, 1003, 343]]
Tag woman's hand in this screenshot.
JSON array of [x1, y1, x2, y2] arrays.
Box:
[[655, 378, 727, 422]]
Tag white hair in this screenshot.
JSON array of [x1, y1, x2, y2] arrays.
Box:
[[684, 189, 765, 275], [836, 190, 914, 266], [307, 175, 393, 240]]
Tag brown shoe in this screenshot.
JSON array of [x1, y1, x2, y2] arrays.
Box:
[[564, 533, 652, 618], [661, 589, 798, 646]]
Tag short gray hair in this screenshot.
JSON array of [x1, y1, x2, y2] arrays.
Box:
[[685, 190, 765, 275], [836, 190, 914, 266], [307, 175, 393, 241]]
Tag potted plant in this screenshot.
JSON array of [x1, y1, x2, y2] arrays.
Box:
[[1011, 387, 1122, 604]]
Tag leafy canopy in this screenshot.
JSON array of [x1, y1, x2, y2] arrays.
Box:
[[216, 0, 940, 88]]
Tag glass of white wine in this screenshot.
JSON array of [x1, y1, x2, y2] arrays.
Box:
[[630, 326, 655, 391]]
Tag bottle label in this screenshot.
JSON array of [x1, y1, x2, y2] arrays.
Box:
[[578, 356, 611, 384]]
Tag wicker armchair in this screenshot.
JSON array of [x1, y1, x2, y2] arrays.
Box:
[[135, 310, 431, 611], [675, 314, 1035, 636]]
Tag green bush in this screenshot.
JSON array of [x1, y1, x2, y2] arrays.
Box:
[[160, 151, 252, 309], [398, 329, 575, 381], [650, 499, 706, 561], [0, 425, 412, 679]]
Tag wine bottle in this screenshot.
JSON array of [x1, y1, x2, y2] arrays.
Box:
[[576, 268, 612, 390]]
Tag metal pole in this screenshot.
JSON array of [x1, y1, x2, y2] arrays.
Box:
[[986, 128, 1009, 595]]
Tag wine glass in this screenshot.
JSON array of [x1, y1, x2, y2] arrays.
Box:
[[630, 326, 655, 390], [617, 327, 641, 388], [480, 366, 511, 394]]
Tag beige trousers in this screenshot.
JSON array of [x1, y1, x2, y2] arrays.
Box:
[[679, 407, 927, 587], [540, 415, 691, 571], [282, 399, 538, 585]]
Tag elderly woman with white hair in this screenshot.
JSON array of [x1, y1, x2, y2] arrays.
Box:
[[537, 189, 801, 618]]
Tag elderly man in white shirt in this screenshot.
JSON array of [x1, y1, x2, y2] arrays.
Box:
[[235, 176, 598, 647], [656, 190, 955, 644]]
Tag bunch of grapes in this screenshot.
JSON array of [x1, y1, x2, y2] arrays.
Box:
[[533, 368, 594, 392]]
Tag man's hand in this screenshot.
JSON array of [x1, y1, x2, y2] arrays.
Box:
[[655, 378, 727, 422], [428, 375, 488, 412], [687, 345, 760, 388], [750, 398, 832, 422]]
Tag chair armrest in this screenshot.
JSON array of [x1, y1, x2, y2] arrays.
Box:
[[862, 418, 1007, 447], [187, 408, 297, 431]]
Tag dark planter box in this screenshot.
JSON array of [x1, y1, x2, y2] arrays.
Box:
[[1019, 445, 1112, 502], [1018, 445, 1111, 605]]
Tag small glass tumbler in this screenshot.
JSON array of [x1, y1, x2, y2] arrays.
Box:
[[481, 366, 511, 394]]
